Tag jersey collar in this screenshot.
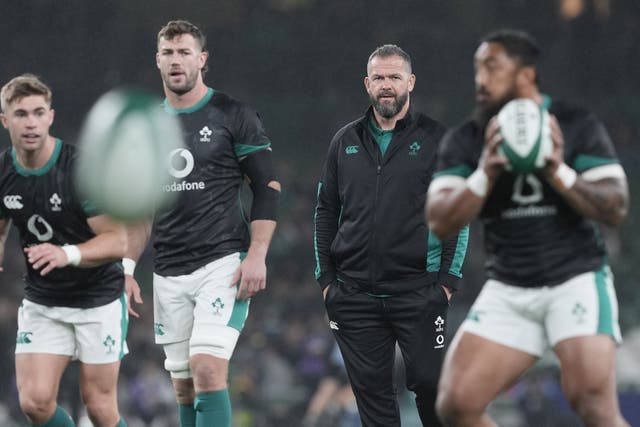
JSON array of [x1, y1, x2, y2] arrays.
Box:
[[12, 138, 62, 177], [163, 87, 215, 115]]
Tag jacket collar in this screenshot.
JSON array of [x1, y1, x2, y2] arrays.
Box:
[[361, 105, 414, 131]]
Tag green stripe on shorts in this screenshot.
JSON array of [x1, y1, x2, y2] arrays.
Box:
[[228, 299, 250, 331], [595, 267, 614, 337], [229, 252, 250, 331], [119, 293, 129, 359]]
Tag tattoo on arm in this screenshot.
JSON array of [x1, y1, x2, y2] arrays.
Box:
[[569, 178, 628, 226]]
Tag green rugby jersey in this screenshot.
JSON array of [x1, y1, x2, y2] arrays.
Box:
[[154, 88, 272, 276], [0, 139, 124, 307], [434, 97, 622, 287]]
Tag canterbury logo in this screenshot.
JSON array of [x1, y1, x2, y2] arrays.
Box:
[[345, 146, 359, 155], [17, 332, 33, 344], [4, 195, 23, 209]]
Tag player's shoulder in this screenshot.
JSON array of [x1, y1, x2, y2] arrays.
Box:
[[0, 145, 11, 164], [444, 118, 479, 145], [211, 90, 256, 114], [549, 98, 596, 125], [54, 139, 79, 164], [413, 111, 447, 137], [329, 115, 365, 149]]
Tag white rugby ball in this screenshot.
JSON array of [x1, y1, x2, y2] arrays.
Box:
[[497, 98, 552, 173], [76, 88, 184, 221]]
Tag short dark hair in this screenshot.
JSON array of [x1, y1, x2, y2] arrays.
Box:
[[157, 20, 208, 75], [481, 29, 541, 67], [1, 74, 52, 113], [367, 44, 412, 74]]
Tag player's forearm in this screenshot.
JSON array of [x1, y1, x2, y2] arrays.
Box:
[[76, 229, 128, 267], [555, 177, 629, 227], [125, 219, 152, 261], [248, 219, 277, 259], [0, 219, 11, 247], [427, 187, 483, 240]]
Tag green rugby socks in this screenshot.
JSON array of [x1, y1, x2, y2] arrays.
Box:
[[194, 389, 232, 427], [34, 406, 75, 427]]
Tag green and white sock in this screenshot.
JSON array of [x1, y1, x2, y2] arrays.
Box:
[[194, 389, 231, 427], [115, 418, 127, 427]]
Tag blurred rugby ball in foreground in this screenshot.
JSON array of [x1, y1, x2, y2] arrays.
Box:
[[497, 98, 552, 173], [76, 89, 183, 221]]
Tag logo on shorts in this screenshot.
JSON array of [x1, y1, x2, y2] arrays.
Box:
[[434, 316, 445, 349], [16, 331, 33, 344], [212, 298, 225, 315], [154, 322, 165, 336], [329, 320, 339, 330], [572, 302, 587, 324], [103, 335, 116, 354], [467, 309, 484, 322]]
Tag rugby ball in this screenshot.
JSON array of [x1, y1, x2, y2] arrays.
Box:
[[75, 88, 184, 221], [497, 98, 552, 173]]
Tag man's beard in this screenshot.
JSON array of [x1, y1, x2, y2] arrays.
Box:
[[371, 90, 409, 119], [472, 88, 516, 128], [163, 71, 196, 96]]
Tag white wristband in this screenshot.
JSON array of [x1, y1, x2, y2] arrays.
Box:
[[466, 168, 489, 197], [554, 163, 577, 190], [62, 245, 82, 266], [122, 258, 136, 275]]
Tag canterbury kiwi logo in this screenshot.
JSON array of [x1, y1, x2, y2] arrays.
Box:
[[168, 148, 195, 179], [3, 195, 23, 209], [27, 214, 54, 242]]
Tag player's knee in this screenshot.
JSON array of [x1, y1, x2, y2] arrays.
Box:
[[84, 399, 117, 426], [190, 353, 229, 390], [564, 386, 613, 424], [435, 385, 470, 424], [19, 391, 56, 423]]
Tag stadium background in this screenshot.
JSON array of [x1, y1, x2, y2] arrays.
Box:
[[1, 1, 639, 426]]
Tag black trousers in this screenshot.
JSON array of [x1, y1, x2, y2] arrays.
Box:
[[324, 280, 449, 427]]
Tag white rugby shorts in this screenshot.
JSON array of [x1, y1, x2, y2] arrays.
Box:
[[460, 266, 622, 356], [153, 252, 249, 360], [15, 294, 129, 364]]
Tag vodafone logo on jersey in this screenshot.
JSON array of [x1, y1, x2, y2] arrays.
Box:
[[4, 195, 23, 209], [168, 149, 194, 178], [164, 149, 205, 192]]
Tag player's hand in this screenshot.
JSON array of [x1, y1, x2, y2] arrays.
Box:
[[125, 274, 143, 318], [441, 285, 453, 302], [322, 284, 331, 301], [231, 253, 267, 300], [480, 117, 509, 180], [24, 243, 70, 276], [544, 115, 565, 177]]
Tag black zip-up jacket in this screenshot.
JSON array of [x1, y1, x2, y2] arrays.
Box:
[[314, 107, 469, 295]]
